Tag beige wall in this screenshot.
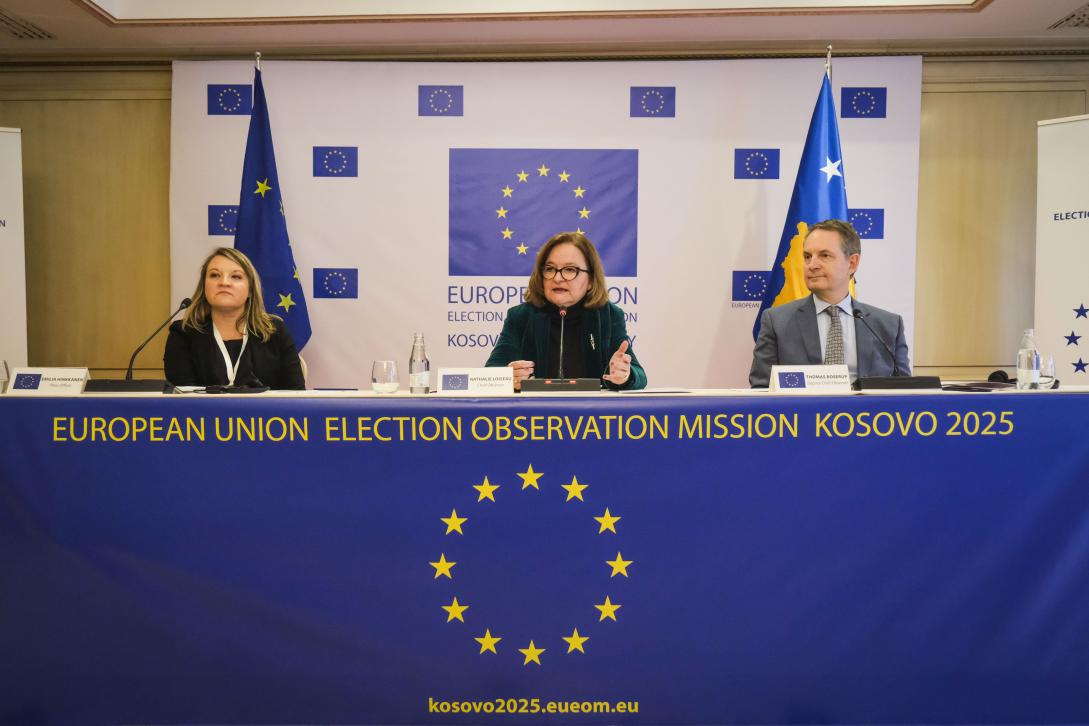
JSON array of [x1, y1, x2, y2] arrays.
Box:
[[1, 57, 1086, 381]]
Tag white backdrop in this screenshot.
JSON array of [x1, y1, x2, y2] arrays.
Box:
[[170, 57, 921, 388], [1036, 114, 1089, 383], [0, 127, 27, 370]]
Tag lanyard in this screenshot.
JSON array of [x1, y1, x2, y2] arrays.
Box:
[[212, 325, 249, 386]]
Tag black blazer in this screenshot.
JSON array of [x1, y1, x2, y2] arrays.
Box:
[[164, 318, 305, 390]]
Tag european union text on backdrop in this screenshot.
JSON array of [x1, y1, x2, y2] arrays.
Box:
[[313, 147, 359, 177], [419, 86, 464, 116], [207, 205, 239, 236], [449, 149, 638, 276], [848, 208, 885, 239], [840, 87, 887, 118], [206, 85, 252, 115], [732, 271, 770, 302], [734, 149, 780, 179], [630, 87, 676, 117], [313, 268, 359, 299]]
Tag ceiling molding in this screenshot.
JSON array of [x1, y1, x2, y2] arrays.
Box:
[[74, 0, 994, 26]]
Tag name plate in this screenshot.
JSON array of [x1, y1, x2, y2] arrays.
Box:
[[6, 367, 89, 396], [770, 365, 852, 394], [438, 367, 514, 395]]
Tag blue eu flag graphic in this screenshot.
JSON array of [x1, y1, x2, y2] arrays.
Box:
[[207, 84, 252, 116], [849, 208, 885, 239], [313, 147, 358, 177], [630, 87, 676, 117], [841, 87, 887, 118], [734, 149, 780, 179], [419, 86, 464, 116], [754, 72, 848, 339], [732, 271, 770, 302], [233, 68, 311, 350], [449, 149, 638, 277], [207, 205, 239, 236], [777, 371, 806, 389], [313, 268, 359, 299], [12, 373, 41, 390], [441, 374, 469, 391]]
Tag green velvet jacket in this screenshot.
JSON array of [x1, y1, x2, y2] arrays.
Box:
[[485, 302, 647, 390]]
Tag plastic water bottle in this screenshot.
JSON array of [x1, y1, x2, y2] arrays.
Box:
[[1016, 328, 1041, 390], [409, 333, 430, 394]]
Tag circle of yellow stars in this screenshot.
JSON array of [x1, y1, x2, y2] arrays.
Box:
[[850, 89, 878, 116], [321, 148, 350, 175], [216, 207, 238, 234], [430, 465, 632, 666], [321, 270, 351, 296], [428, 88, 455, 114], [849, 210, 874, 237], [743, 151, 771, 177], [496, 164, 591, 259], [639, 89, 667, 115], [217, 87, 244, 113]]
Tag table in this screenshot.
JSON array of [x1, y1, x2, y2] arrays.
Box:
[[3, 391, 1089, 725]]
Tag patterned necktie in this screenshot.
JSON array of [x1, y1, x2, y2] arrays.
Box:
[[824, 306, 844, 365]]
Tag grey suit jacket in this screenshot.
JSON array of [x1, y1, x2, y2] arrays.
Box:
[[749, 295, 911, 388]]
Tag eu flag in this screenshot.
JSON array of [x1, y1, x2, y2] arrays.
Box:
[[754, 72, 848, 339], [233, 68, 311, 349], [313, 146, 359, 177], [630, 87, 676, 117], [207, 84, 252, 116], [732, 270, 770, 302], [207, 205, 238, 236], [733, 149, 780, 179], [419, 86, 464, 116], [777, 371, 806, 389], [313, 268, 359, 299], [849, 208, 885, 239], [449, 149, 638, 277], [841, 87, 887, 118]]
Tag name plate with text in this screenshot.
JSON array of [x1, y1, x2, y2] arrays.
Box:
[[6, 367, 89, 396], [770, 365, 852, 394], [437, 367, 514, 395]]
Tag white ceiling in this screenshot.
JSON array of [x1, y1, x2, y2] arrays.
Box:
[[0, 0, 1087, 62]]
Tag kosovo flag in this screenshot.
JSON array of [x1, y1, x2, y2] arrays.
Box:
[[234, 68, 311, 349], [753, 72, 848, 340]]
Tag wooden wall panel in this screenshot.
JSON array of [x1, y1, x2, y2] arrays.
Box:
[[0, 69, 171, 377], [915, 59, 1089, 379]]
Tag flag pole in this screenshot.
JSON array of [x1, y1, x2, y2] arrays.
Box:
[[255, 51, 261, 71], [825, 45, 832, 80]]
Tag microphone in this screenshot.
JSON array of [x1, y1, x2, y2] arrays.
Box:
[[852, 308, 900, 376], [851, 308, 941, 390], [125, 298, 192, 380], [558, 307, 567, 378]]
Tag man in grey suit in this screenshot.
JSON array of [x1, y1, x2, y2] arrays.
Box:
[[749, 219, 911, 388]]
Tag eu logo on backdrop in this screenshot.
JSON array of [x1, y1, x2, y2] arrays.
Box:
[[449, 148, 638, 276], [734, 149, 780, 179], [848, 208, 885, 239], [207, 205, 239, 236], [841, 87, 887, 118], [732, 271, 770, 302], [419, 86, 464, 116], [630, 87, 676, 117], [207, 85, 252, 116], [313, 147, 359, 177], [313, 268, 359, 299]]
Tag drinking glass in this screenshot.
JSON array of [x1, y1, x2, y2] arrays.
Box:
[[371, 360, 399, 394]]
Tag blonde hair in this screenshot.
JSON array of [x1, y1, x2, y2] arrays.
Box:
[[525, 232, 609, 309], [181, 247, 279, 341]]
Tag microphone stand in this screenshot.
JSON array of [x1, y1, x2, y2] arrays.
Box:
[[84, 299, 192, 393], [851, 309, 941, 390]]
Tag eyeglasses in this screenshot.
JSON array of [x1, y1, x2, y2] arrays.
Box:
[[542, 265, 589, 281]]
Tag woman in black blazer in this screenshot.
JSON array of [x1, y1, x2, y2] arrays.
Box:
[[164, 247, 305, 390]]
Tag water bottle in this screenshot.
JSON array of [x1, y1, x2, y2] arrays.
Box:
[[409, 333, 430, 394], [1016, 328, 1041, 390]]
